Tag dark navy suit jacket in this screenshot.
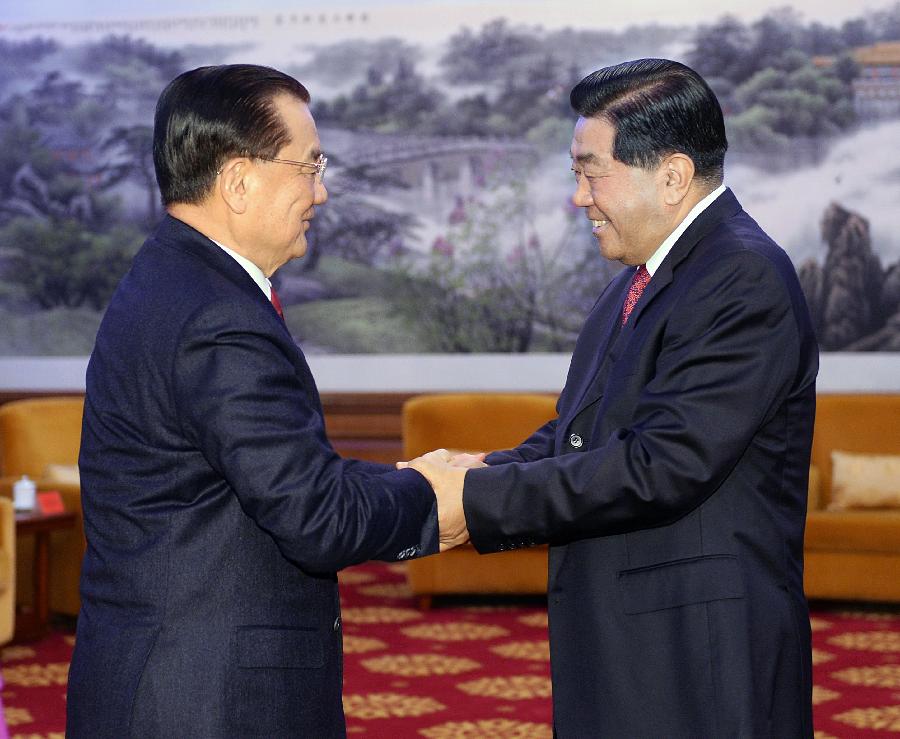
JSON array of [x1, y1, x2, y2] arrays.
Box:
[[67, 216, 438, 738], [464, 190, 818, 738]]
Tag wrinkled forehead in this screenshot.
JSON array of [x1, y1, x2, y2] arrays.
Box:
[[274, 94, 321, 157], [570, 116, 615, 164]]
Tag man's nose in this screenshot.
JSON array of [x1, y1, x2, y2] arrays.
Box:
[[315, 180, 328, 205], [571, 176, 592, 208]]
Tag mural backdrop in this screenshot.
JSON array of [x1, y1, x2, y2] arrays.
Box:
[[1, 2, 899, 365]]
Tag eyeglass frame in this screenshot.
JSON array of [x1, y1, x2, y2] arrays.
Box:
[[256, 153, 327, 182]]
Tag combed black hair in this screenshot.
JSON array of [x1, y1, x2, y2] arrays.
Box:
[[570, 58, 727, 183], [153, 64, 310, 206]]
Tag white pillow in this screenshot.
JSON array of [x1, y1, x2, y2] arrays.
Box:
[[828, 451, 900, 510], [43, 464, 80, 486]]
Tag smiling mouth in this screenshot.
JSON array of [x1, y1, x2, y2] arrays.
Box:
[[591, 219, 609, 231]]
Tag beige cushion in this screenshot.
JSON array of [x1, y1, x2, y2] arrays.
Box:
[[828, 451, 900, 510], [44, 463, 81, 486]]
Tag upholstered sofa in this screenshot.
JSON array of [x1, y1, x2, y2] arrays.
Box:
[[0, 397, 85, 616], [403, 393, 556, 607], [803, 394, 900, 602], [0, 497, 15, 644], [1, 391, 897, 623], [402, 392, 900, 605]]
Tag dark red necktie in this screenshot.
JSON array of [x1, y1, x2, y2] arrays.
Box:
[[270, 286, 285, 321], [621, 265, 650, 325]]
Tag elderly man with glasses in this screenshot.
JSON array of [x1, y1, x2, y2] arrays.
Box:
[[67, 64, 448, 739]]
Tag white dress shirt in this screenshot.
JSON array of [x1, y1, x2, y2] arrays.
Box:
[[213, 240, 273, 300], [645, 184, 726, 276]]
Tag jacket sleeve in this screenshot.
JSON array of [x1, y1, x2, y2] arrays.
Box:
[[173, 302, 438, 573], [484, 418, 558, 465], [341, 458, 397, 475], [464, 250, 808, 552]]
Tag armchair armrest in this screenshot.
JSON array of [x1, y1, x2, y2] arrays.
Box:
[[807, 464, 822, 512]]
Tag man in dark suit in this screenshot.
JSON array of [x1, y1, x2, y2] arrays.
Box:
[[67, 65, 449, 738], [407, 59, 818, 737]]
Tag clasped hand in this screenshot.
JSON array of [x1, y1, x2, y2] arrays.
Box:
[[397, 449, 487, 552]]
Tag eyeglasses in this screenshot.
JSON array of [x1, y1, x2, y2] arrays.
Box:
[[257, 153, 327, 182]]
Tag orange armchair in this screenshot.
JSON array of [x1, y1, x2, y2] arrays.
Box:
[[401, 392, 900, 605], [402, 393, 557, 607], [803, 394, 900, 602], [0, 497, 15, 644], [0, 397, 85, 616]]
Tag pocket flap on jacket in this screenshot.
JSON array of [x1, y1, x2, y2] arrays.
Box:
[[617, 555, 744, 615], [236, 626, 325, 669]]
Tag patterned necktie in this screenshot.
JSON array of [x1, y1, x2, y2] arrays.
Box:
[[621, 265, 650, 325], [270, 286, 285, 321]]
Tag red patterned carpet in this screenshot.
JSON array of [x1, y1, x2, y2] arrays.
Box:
[[2, 562, 899, 737]]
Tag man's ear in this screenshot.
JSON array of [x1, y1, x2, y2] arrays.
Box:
[[662, 153, 694, 206], [218, 158, 251, 214]]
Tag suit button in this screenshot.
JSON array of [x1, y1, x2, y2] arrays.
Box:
[[333, 616, 341, 631], [569, 433, 583, 448]]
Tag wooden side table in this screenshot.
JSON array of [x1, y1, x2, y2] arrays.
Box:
[[13, 509, 77, 643]]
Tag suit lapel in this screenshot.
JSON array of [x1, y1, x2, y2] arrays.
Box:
[[550, 191, 743, 587], [150, 215, 307, 375], [562, 269, 632, 427], [569, 189, 742, 417], [624, 188, 742, 329], [153, 215, 276, 315]]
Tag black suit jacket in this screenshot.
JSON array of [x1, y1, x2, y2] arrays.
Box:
[[67, 216, 438, 738], [464, 190, 818, 738]]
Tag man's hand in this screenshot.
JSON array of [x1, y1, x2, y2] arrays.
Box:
[[398, 449, 470, 551], [449, 452, 488, 469]]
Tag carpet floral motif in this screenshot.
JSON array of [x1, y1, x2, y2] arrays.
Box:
[[342, 606, 423, 624], [360, 654, 481, 677], [2, 705, 34, 725], [517, 612, 549, 628], [342, 692, 445, 719], [827, 631, 900, 652], [833, 705, 900, 730], [342, 635, 388, 654], [812, 648, 836, 665], [0, 647, 35, 662], [337, 570, 376, 585], [2, 662, 69, 687], [357, 582, 413, 599], [2, 562, 899, 738], [832, 665, 900, 688], [490, 640, 551, 661], [812, 685, 841, 705], [837, 611, 897, 621], [418, 718, 553, 738], [456, 675, 552, 700], [401, 622, 508, 641]]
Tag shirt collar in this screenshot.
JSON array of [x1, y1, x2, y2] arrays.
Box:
[[645, 183, 726, 276], [211, 240, 272, 300]]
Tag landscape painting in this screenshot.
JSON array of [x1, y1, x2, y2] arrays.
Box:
[[1, 1, 899, 369]]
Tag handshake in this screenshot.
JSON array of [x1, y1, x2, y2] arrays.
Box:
[[397, 450, 487, 552]]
